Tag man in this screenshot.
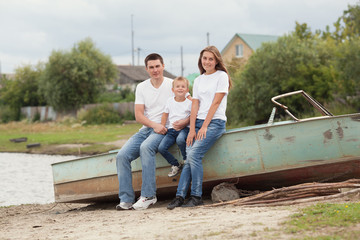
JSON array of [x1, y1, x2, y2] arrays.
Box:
[[116, 53, 188, 210]]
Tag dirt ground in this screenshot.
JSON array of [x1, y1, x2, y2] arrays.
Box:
[[1, 199, 299, 240]]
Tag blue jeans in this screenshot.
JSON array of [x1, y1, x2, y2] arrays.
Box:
[[176, 119, 226, 198], [158, 127, 189, 166], [116, 127, 165, 203]]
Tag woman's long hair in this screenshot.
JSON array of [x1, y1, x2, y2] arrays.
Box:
[[197, 46, 232, 89]]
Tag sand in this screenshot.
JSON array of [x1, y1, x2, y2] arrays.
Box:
[[1, 199, 297, 240]]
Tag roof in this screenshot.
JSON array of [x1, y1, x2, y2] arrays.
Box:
[[185, 73, 200, 86], [117, 65, 176, 81], [221, 33, 279, 54]]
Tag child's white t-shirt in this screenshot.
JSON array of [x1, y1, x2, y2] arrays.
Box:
[[164, 97, 192, 129], [192, 70, 229, 121], [135, 77, 174, 129]]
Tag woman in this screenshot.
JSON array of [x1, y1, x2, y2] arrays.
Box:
[[167, 46, 232, 209]]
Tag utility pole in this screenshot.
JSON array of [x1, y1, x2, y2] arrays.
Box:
[[207, 32, 210, 46], [131, 14, 135, 66], [136, 47, 141, 66], [180, 46, 184, 76]]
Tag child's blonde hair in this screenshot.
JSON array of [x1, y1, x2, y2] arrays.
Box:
[[172, 76, 189, 89]]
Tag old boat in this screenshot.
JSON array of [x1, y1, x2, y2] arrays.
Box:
[[51, 90, 360, 203]]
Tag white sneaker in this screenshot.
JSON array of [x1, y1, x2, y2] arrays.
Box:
[[116, 202, 133, 210], [132, 196, 157, 210], [168, 164, 182, 178]]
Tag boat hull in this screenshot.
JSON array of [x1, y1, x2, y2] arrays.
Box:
[[52, 113, 360, 203]]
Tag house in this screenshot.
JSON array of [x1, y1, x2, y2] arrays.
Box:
[[109, 65, 176, 91], [221, 33, 279, 63]]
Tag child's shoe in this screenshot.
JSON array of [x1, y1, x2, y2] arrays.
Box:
[[168, 164, 182, 177]]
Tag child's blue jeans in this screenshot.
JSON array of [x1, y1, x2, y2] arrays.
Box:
[[158, 127, 189, 166]]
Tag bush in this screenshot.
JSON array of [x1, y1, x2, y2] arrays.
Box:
[[0, 106, 19, 123], [96, 88, 135, 103], [79, 104, 122, 124]]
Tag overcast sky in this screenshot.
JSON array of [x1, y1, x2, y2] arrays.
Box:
[[0, 0, 358, 76]]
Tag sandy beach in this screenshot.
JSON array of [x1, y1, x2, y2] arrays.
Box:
[[1, 199, 297, 240]]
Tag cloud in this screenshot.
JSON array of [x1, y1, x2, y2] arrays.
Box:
[[0, 0, 358, 75]]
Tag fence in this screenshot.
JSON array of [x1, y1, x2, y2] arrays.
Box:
[[21, 102, 135, 121]]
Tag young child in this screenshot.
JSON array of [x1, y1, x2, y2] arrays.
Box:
[[158, 76, 192, 177]]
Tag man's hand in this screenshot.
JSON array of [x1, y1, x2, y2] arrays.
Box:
[[153, 123, 167, 135]]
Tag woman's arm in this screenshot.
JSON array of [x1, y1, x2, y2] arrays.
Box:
[[186, 99, 199, 146], [196, 93, 225, 140]]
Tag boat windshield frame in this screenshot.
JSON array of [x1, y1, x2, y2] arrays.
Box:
[[270, 90, 333, 122]]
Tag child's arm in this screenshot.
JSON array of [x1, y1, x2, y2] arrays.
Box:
[[161, 112, 169, 127]]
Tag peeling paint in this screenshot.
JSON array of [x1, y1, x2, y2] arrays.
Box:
[[264, 129, 274, 141], [245, 158, 257, 164], [346, 138, 359, 142], [336, 121, 344, 140], [323, 129, 333, 143], [284, 136, 296, 143]]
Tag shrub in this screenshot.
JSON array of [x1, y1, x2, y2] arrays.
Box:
[[0, 106, 18, 123], [79, 104, 122, 124]]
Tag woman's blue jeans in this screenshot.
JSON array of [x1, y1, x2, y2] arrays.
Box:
[[116, 127, 165, 203], [175, 119, 226, 198], [158, 127, 189, 166]]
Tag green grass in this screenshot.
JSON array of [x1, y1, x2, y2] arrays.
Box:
[[0, 121, 141, 155], [283, 203, 360, 239]]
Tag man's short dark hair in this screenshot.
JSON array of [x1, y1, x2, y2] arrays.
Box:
[[144, 53, 164, 67]]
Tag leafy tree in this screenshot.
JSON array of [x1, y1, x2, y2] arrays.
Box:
[[0, 64, 45, 120], [227, 33, 335, 125], [40, 38, 118, 111], [334, 38, 360, 109]]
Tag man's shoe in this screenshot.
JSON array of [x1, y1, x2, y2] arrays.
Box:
[[132, 196, 157, 210], [116, 202, 133, 210], [181, 196, 203, 208], [168, 164, 182, 178], [167, 196, 184, 210]]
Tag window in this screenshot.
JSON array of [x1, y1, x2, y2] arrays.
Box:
[[236, 44, 243, 58]]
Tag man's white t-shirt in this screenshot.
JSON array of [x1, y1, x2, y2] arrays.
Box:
[[164, 97, 192, 129], [192, 70, 229, 121], [135, 77, 174, 129]]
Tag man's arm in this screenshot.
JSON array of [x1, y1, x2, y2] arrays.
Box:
[[135, 104, 167, 134], [161, 112, 169, 127]]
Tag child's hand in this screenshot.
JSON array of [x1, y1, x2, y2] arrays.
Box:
[[173, 119, 187, 131]]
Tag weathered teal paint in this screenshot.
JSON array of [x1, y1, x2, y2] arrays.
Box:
[[52, 113, 360, 187]]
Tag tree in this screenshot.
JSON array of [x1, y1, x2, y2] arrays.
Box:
[[227, 33, 335, 125], [40, 38, 118, 111], [334, 38, 360, 110], [0, 64, 46, 120]]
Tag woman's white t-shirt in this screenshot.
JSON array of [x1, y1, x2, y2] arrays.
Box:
[[192, 70, 229, 121], [164, 97, 192, 129]]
